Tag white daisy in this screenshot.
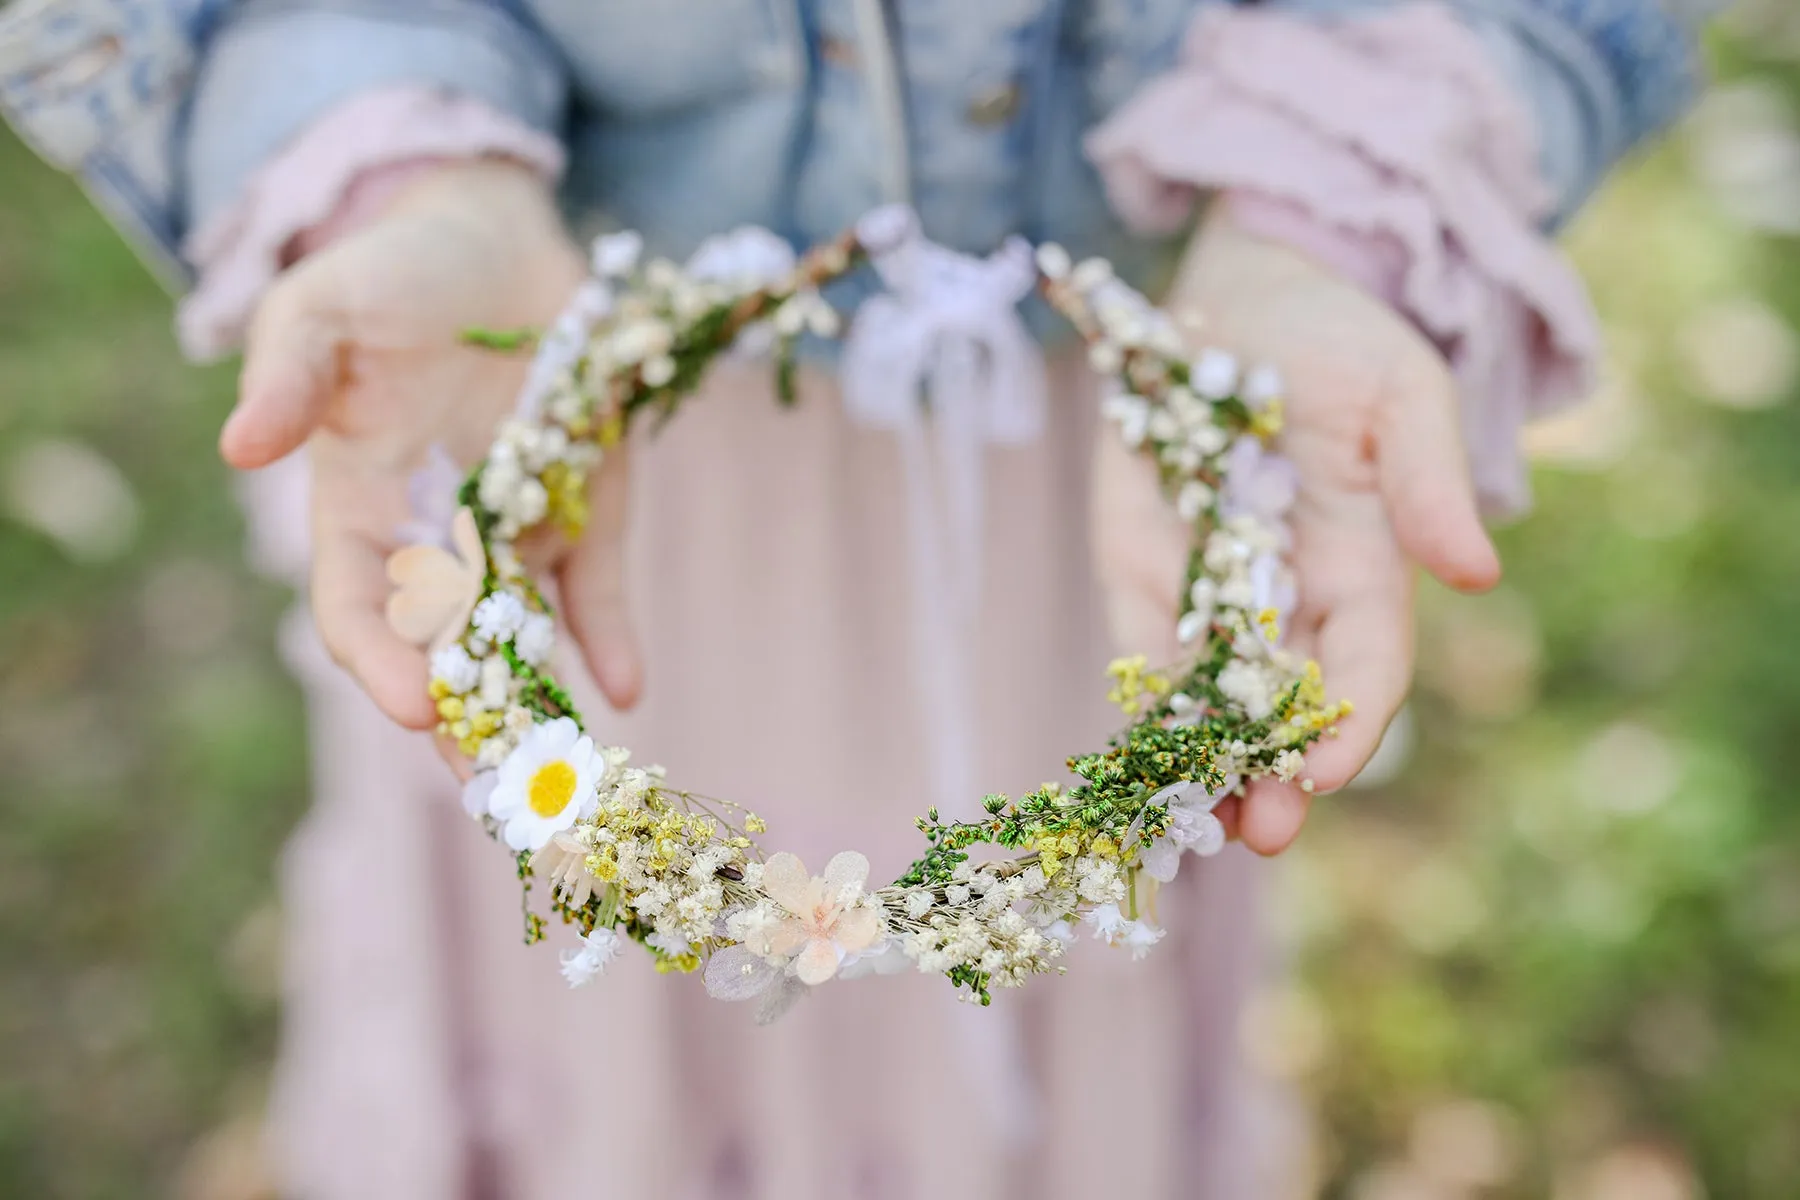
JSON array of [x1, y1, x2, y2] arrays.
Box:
[[488, 717, 608, 851]]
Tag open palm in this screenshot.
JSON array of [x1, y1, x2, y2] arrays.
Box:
[[1093, 210, 1501, 855], [220, 161, 639, 733]]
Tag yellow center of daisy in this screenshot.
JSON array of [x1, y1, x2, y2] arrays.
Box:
[[527, 760, 578, 818]]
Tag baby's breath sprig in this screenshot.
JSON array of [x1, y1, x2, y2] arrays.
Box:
[[385, 208, 1345, 1014]]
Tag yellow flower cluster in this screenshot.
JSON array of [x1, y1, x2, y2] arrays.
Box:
[[1105, 655, 1173, 716], [1278, 661, 1355, 742], [430, 678, 506, 759], [1034, 827, 1120, 879]]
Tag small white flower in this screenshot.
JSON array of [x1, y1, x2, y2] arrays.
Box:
[[591, 231, 643, 278], [560, 926, 622, 987], [641, 355, 677, 387], [1104, 393, 1150, 447], [1243, 363, 1284, 406], [945, 884, 971, 907], [1273, 749, 1306, 782], [685, 225, 797, 290], [1176, 608, 1209, 646], [1176, 479, 1214, 523], [772, 299, 808, 337], [1218, 574, 1256, 611], [513, 612, 555, 666], [1087, 340, 1124, 375], [1084, 901, 1128, 941], [488, 717, 609, 851], [430, 644, 481, 694], [472, 592, 526, 644], [511, 478, 549, 527], [647, 930, 693, 959], [1071, 257, 1114, 291], [904, 891, 934, 920], [476, 737, 511, 770], [478, 653, 513, 710], [805, 301, 841, 338], [1035, 242, 1072, 279], [1123, 921, 1165, 961], [1218, 659, 1277, 720], [1190, 577, 1218, 619], [1188, 424, 1229, 458], [854, 203, 918, 254], [1190, 348, 1239, 399]]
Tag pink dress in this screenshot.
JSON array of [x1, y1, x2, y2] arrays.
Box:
[[207, 7, 1597, 1196], [249, 353, 1296, 1199]]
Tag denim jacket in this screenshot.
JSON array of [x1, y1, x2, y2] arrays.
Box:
[[0, 0, 1715, 293]]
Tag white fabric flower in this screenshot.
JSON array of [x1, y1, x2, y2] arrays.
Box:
[[1138, 776, 1238, 883], [487, 717, 608, 851], [760, 851, 885, 985], [560, 926, 622, 987]]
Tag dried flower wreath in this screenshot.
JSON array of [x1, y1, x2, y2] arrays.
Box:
[[384, 206, 1347, 1019]]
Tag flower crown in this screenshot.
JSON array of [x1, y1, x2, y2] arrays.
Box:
[[384, 206, 1347, 1019]]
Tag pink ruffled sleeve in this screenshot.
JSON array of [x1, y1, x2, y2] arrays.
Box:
[[1085, 2, 1601, 517], [177, 85, 565, 361]]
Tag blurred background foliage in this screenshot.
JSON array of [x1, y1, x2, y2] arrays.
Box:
[[2, 8, 1798, 1199]]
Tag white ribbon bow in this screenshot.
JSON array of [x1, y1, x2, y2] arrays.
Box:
[[840, 206, 1050, 1145], [842, 204, 1047, 446]]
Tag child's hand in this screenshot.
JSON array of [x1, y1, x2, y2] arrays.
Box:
[[220, 159, 642, 731], [1092, 207, 1501, 855]]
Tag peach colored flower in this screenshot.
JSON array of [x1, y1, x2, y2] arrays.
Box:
[[385, 507, 486, 651], [761, 850, 884, 985]]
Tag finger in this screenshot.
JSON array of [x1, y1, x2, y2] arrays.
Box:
[[557, 448, 644, 710], [312, 515, 438, 730], [1091, 434, 1190, 661], [436, 732, 477, 782], [1301, 583, 1414, 795], [1238, 778, 1311, 856], [1375, 356, 1502, 594], [223, 262, 348, 470]]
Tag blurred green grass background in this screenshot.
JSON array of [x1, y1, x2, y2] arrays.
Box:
[[4, 12, 1800, 1199]]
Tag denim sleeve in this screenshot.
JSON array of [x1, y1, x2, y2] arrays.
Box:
[[1260, 0, 1718, 226], [183, 0, 568, 238]]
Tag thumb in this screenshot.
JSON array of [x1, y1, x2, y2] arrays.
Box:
[[1375, 354, 1503, 594], [221, 260, 348, 469], [557, 447, 644, 710]]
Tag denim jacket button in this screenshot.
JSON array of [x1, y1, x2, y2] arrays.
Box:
[[966, 82, 1021, 126]]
